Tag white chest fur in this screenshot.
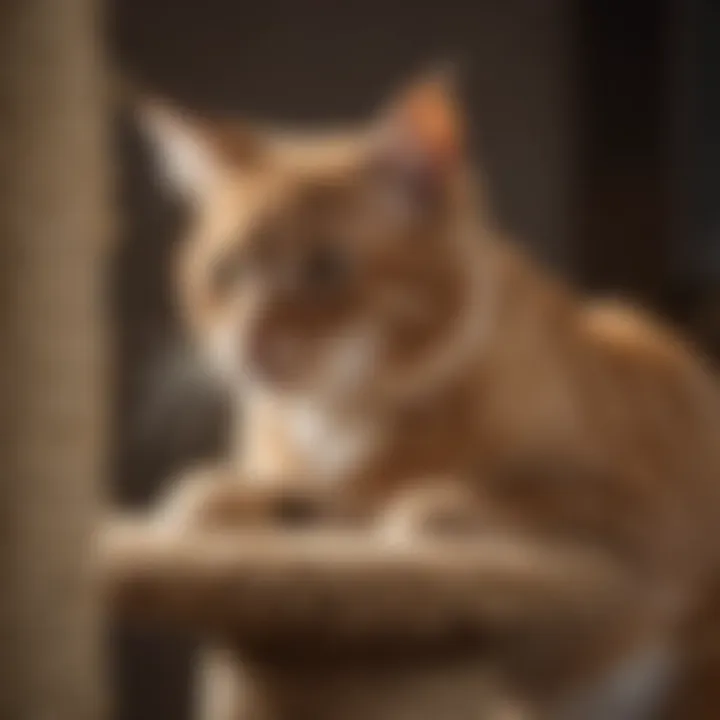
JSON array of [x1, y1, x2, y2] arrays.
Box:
[[241, 391, 381, 485], [286, 400, 379, 482]]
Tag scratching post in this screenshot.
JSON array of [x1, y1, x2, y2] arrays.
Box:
[[101, 521, 636, 719], [0, 0, 107, 718]]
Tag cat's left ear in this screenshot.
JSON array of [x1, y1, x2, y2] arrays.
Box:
[[373, 67, 466, 199]]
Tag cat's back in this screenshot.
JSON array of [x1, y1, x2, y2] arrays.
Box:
[[484, 243, 720, 449], [577, 296, 720, 429], [569, 296, 720, 562]]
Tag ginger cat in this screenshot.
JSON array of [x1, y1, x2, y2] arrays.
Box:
[[137, 73, 720, 719]]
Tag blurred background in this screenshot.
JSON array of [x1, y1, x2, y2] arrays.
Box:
[[110, 0, 718, 717]]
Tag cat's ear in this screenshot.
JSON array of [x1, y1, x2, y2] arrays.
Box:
[[373, 67, 466, 196], [133, 96, 261, 203], [134, 99, 221, 201]]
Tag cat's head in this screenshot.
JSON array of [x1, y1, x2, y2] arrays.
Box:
[[139, 72, 489, 405]]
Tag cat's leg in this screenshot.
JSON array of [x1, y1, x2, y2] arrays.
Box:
[[376, 477, 490, 542], [154, 464, 326, 532]]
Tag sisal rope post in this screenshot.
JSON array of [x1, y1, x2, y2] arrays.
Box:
[[0, 1, 108, 717]]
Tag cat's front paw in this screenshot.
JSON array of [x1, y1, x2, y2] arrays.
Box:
[[153, 465, 239, 532], [154, 466, 328, 533], [377, 479, 486, 543]]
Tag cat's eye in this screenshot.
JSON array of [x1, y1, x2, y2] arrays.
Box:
[[303, 244, 351, 290]]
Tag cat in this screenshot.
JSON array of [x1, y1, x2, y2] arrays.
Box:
[[135, 71, 720, 718]]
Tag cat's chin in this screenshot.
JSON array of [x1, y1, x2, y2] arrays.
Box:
[[237, 364, 381, 414], [231, 365, 305, 399]]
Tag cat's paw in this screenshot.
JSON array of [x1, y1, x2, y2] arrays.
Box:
[[154, 466, 328, 534], [377, 479, 485, 544], [153, 465, 238, 533]]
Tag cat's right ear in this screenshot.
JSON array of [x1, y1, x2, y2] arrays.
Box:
[[120, 75, 263, 204], [133, 98, 225, 203]]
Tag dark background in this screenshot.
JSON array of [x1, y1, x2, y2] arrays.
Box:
[[109, 1, 717, 717]]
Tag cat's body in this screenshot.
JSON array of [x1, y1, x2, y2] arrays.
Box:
[[139, 74, 720, 718]]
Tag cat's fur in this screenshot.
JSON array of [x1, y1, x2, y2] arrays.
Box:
[[138, 73, 720, 718]]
